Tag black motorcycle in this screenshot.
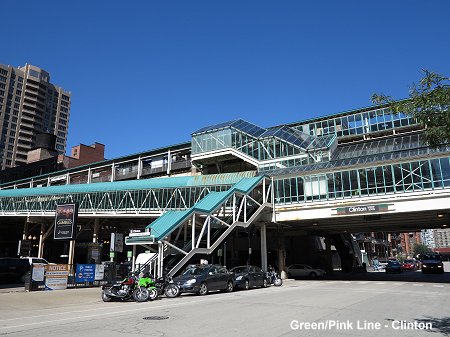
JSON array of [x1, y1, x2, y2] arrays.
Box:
[[101, 275, 149, 302], [267, 267, 283, 286], [154, 275, 180, 298]]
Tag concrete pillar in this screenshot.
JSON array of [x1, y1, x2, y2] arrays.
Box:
[[22, 220, 29, 241], [277, 226, 286, 278], [38, 223, 46, 258], [325, 236, 333, 274], [260, 223, 267, 271], [92, 219, 100, 243]]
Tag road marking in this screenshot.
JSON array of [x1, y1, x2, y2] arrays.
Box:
[[433, 285, 444, 288], [357, 281, 369, 284], [393, 283, 405, 286], [412, 284, 423, 287], [375, 282, 385, 285]]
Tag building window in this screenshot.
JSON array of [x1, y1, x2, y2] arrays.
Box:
[[28, 69, 40, 78]]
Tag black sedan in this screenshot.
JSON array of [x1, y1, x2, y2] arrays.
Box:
[[385, 260, 403, 274], [173, 264, 235, 295], [230, 265, 267, 290]]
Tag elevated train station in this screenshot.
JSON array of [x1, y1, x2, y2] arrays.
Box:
[[1, 103, 449, 275]]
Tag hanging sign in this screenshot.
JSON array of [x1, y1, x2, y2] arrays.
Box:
[[54, 204, 78, 240]]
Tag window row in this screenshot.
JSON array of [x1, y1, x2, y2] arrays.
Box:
[[274, 157, 450, 204]]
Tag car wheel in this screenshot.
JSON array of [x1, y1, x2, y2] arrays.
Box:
[[226, 281, 234, 293], [165, 284, 180, 298], [309, 272, 317, 279], [262, 278, 268, 288], [244, 279, 249, 290], [198, 282, 208, 295]]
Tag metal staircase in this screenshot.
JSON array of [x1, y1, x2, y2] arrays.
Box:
[[125, 175, 273, 277]]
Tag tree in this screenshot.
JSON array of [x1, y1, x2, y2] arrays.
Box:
[[372, 70, 450, 147], [412, 243, 431, 258]]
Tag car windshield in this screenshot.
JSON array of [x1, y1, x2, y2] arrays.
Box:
[[182, 266, 207, 276], [422, 254, 442, 261], [388, 261, 400, 265], [231, 267, 248, 273], [404, 260, 414, 263]]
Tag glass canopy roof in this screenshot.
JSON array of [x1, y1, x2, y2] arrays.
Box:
[[265, 132, 450, 177]]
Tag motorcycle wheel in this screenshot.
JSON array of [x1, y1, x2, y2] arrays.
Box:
[[102, 290, 112, 302], [148, 288, 158, 301], [274, 278, 283, 287], [164, 284, 180, 298], [133, 287, 150, 302]]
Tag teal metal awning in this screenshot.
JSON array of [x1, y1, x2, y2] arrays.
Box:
[[0, 171, 256, 198]]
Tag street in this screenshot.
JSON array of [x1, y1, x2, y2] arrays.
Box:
[[1, 272, 450, 337]]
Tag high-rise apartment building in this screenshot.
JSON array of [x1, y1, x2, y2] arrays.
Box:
[[0, 63, 71, 169], [434, 228, 450, 248], [420, 229, 436, 249]]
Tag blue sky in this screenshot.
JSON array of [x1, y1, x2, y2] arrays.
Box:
[[2, 1, 450, 159]]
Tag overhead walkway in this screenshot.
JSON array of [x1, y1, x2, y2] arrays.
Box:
[[0, 171, 257, 216], [125, 175, 273, 277]]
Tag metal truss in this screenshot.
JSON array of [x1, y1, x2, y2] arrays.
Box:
[[0, 185, 231, 216]]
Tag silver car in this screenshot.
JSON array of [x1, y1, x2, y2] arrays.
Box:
[[287, 264, 326, 279]]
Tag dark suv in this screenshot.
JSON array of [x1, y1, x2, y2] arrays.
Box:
[[0, 258, 30, 283], [421, 253, 444, 274]]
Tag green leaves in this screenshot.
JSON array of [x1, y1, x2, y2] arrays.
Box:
[[372, 70, 450, 148]]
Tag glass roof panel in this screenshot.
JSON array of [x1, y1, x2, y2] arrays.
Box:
[[192, 119, 266, 137]]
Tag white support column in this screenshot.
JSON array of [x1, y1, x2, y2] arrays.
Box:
[[68, 240, 75, 267], [111, 163, 115, 182], [244, 195, 247, 222], [87, 167, 92, 184], [38, 223, 46, 258], [166, 150, 171, 175], [157, 242, 164, 278], [192, 214, 195, 250], [137, 156, 142, 180], [207, 217, 210, 249], [260, 223, 267, 271], [132, 245, 136, 272], [263, 178, 266, 204]]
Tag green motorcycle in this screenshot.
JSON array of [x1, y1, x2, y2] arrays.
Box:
[[136, 274, 158, 301]]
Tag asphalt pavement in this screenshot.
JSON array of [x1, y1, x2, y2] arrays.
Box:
[[1, 270, 449, 337]]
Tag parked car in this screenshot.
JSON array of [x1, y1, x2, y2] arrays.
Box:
[[385, 260, 403, 273], [22, 257, 51, 265], [287, 264, 326, 279], [421, 253, 444, 274], [0, 258, 30, 283], [401, 259, 418, 271], [230, 265, 267, 290], [173, 264, 235, 295]]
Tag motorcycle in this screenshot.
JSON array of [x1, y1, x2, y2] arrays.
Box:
[[137, 273, 158, 301], [101, 275, 149, 302], [154, 275, 180, 298], [267, 268, 283, 287]]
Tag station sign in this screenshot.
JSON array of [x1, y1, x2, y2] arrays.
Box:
[[335, 204, 389, 215], [54, 203, 78, 240], [129, 228, 151, 237]]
